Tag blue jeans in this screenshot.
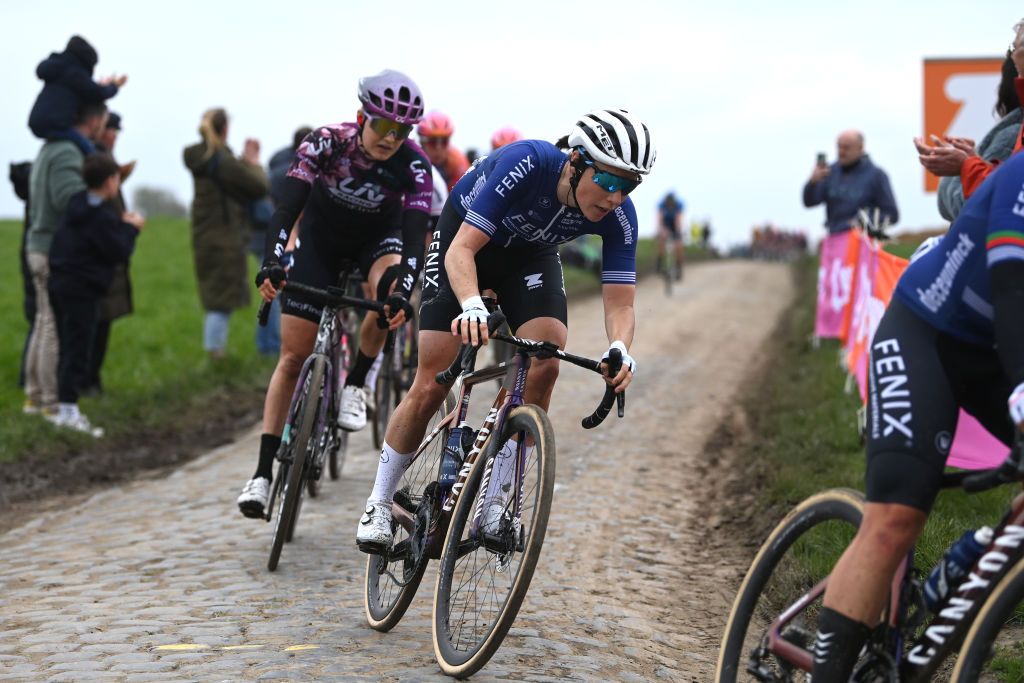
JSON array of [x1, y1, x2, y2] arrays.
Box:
[[203, 310, 231, 353]]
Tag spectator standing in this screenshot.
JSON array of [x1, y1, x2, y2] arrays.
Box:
[[28, 35, 125, 155], [24, 101, 108, 418], [8, 161, 35, 388], [255, 126, 312, 356], [803, 130, 899, 233], [85, 111, 135, 394], [48, 155, 142, 436], [183, 108, 269, 359]]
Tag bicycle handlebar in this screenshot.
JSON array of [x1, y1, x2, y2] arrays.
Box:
[[257, 280, 385, 327], [435, 312, 627, 429], [435, 311, 508, 386], [582, 348, 623, 430]]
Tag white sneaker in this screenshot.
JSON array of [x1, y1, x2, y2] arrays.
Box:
[[338, 385, 368, 431], [54, 412, 104, 438], [237, 477, 271, 519], [356, 503, 393, 554]]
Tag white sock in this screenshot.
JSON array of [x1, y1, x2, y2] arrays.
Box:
[[368, 441, 415, 506], [484, 438, 520, 504], [58, 402, 79, 420]]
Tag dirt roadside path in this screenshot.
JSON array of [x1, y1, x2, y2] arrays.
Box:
[[0, 259, 793, 681]]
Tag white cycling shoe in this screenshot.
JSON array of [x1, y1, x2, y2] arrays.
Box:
[[356, 503, 393, 554], [237, 477, 270, 519], [338, 385, 367, 431]]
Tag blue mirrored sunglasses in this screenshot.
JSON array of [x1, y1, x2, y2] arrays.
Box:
[[582, 158, 641, 195]]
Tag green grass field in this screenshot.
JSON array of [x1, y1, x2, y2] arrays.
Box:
[[0, 217, 275, 462]]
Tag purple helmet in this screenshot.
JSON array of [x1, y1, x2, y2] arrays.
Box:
[[357, 70, 425, 125]]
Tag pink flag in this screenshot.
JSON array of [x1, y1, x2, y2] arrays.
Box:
[[815, 232, 855, 338], [947, 410, 1012, 470]]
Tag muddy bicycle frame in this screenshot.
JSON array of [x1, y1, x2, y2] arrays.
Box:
[[760, 469, 1024, 681]]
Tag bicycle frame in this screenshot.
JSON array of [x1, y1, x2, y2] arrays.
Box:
[[756, 489, 1024, 680], [391, 347, 532, 561]]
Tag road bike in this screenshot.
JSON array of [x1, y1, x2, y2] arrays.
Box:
[[362, 306, 625, 677], [256, 266, 384, 572], [716, 435, 1024, 682]]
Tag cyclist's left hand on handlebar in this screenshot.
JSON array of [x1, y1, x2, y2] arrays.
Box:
[[601, 340, 636, 393], [255, 259, 287, 302], [1010, 382, 1024, 431], [451, 295, 489, 346], [383, 293, 413, 330]]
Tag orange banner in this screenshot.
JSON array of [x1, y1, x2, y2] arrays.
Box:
[[922, 57, 1003, 192]]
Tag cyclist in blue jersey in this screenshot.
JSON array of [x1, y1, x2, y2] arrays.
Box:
[[656, 191, 684, 280], [810, 152, 1024, 680], [355, 109, 656, 551], [236, 70, 433, 519]]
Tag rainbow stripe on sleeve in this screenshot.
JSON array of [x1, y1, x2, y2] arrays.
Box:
[[987, 229, 1024, 266]]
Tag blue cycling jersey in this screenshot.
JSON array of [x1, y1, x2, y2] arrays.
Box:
[[895, 152, 1024, 346], [449, 140, 638, 285]]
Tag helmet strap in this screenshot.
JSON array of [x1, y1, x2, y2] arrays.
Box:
[[566, 149, 589, 210]]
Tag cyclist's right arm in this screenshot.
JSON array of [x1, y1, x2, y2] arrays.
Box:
[[988, 159, 1024, 426]]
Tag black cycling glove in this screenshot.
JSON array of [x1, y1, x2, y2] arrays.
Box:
[[255, 259, 287, 288]]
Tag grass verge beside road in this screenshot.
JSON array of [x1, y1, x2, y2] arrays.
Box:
[[742, 254, 1015, 576]]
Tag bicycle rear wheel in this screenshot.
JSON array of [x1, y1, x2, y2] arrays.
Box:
[[267, 356, 326, 572], [364, 389, 457, 632], [951, 556, 1024, 682], [716, 488, 864, 682], [432, 405, 555, 678]]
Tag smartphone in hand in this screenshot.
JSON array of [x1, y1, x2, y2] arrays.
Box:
[[816, 152, 827, 167]]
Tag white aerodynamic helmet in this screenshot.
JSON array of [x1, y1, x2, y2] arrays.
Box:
[[567, 109, 656, 176]]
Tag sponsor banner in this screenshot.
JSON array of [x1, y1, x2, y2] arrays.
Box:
[[948, 410, 1011, 470], [815, 231, 855, 338], [922, 57, 1004, 192], [838, 228, 866, 345], [845, 234, 880, 399]]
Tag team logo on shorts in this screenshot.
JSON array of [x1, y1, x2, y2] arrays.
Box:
[[524, 273, 544, 290], [935, 431, 952, 455], [538, 196, 551, 208]]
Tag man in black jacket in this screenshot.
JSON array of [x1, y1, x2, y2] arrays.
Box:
[[48, 154, 144, 436]]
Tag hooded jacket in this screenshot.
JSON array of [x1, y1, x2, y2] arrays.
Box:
[[48, 190, 138, 297], [28, 35, 118, 136], [183, 141, 268, 311]]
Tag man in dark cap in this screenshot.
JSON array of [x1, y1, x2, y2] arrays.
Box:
[[27, 35, 127, 155]]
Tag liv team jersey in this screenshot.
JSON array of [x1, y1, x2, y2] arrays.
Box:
[[450, 140, 639, 285], [895, 152, 1024, 346], [266, 122, 433, 279]]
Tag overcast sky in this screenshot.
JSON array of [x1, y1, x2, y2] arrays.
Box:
[[0, 0, 1018, 247]]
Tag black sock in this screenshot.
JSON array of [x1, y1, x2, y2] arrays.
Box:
[[254, 433, 281, 480], [811, 606, 872, 681], [345, 350, 376, 388]]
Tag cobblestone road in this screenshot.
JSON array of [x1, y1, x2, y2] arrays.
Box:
[[0, 261, 793, 681]]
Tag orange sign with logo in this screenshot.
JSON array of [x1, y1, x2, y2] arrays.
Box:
[[922, 57, 1003, 192]]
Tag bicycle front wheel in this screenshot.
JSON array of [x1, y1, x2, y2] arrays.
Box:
[[432, 404, 555, 678], [364, 388, 457, 632], [951, 556, 1024, 682], [716, 488, 864, 682], [267, 356, 326, 572]]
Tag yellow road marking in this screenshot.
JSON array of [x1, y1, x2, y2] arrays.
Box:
[[284, 645, 320, 652], [154, 644, 210, 651]]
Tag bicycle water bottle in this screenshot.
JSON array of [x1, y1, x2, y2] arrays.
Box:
[[440, 426, 465, 490], [923, 527, 993, 612]]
